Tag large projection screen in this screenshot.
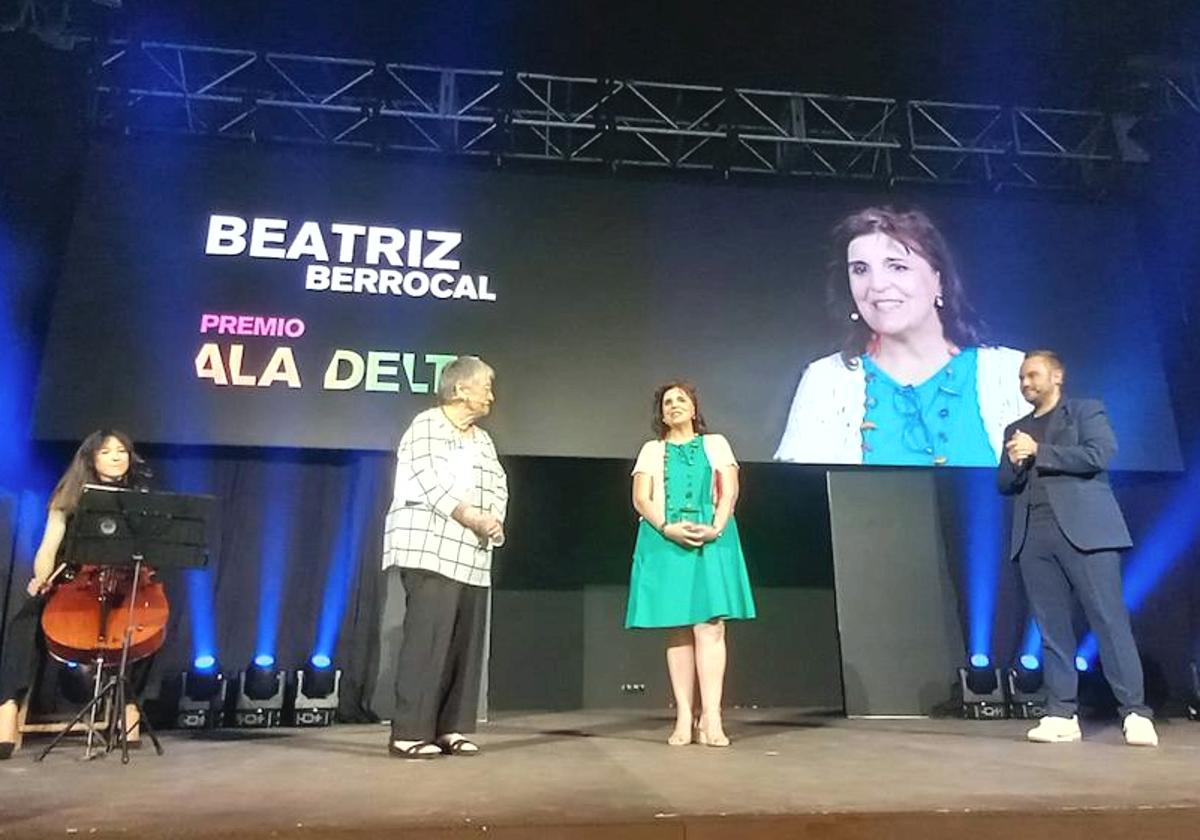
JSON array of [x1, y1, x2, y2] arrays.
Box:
[[35, 140, 1182, 470]]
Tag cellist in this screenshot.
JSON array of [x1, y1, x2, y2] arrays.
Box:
[[0, 430, 151, 758]]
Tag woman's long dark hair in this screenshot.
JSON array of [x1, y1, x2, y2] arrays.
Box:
[[49, 429, 149, 514], [826, 206, 985, 365], [650, 381, 709, 440]]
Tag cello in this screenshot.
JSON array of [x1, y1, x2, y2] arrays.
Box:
[[34, 483, 207, 760], [34, 558, 170, 762], [40, 562, 170, 665]]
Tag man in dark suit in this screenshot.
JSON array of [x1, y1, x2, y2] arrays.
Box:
[[998, 350, 1157, 746]]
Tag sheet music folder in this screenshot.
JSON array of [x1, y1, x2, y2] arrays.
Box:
[[66, 484, 215, 570]]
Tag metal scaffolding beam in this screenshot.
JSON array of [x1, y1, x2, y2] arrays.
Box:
[[90, 40, 1141, 192]]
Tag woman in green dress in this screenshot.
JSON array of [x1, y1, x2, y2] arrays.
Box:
[[626, 382, 756, 747]]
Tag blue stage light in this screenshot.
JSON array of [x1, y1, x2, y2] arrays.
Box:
[[1075, 656, 1089, 672], [312, 467, 381, 672], [1073, 455, 1200, 667], [254, 462, 296, 671], [177, 664, 227, 729], [235, 657, 285, 725], [0, 226, 46, 486], [1006, 655, 1046, 718], [959, 660, 1007, 719], [166, 459, 220, 681], [957, 471, 1003, 674], [293, 662, 341, 726], [186, 569, 219, 676], [1020, 619, 1042, 660]]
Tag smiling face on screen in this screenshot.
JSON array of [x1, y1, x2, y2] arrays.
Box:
[[847, 232, 943, 341]]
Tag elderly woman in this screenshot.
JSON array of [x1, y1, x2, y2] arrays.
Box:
[[774, 206, 1025, 466], [381, 355, 508, 759], [627, 382, 756, 748]]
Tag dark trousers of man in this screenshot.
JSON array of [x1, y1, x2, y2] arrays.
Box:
[[389, 567, 487, 742], [1018, 507, 1149, 719]]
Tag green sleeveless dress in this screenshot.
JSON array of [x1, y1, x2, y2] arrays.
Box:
[[625, 437, 757, 628]]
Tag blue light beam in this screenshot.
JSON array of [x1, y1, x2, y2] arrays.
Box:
[[312, 463, 380, 663], [957, 470, 1004, 664], [255, 459, 297, 665], [1077, 456, 1200, 665]]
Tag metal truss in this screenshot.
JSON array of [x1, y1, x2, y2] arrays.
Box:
[[90, 40, 1141, 192], [1121, 56, 1200, 117]]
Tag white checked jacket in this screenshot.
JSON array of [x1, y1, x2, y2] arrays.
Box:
[[381, 407, 509, 587]]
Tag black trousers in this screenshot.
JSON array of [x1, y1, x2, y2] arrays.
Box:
[[0, 591, 44, 706], [388, 568, 487, 742], [1018, 509, 1149, 719]]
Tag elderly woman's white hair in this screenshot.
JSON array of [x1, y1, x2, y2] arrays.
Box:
[[436, 355, 495, 404]]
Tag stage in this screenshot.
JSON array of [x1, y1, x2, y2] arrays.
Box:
[[1, 709, 1197, 839]]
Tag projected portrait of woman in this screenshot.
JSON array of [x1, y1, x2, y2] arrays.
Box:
[[626, 382, 756, 748], [774, 207, 1025, 466]]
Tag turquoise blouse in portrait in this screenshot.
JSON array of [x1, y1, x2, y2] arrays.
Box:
[[860, 347, 996, 467]]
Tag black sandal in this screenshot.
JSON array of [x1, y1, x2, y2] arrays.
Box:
[[438, 736, 480, 756], [388, 739, 441, 759]]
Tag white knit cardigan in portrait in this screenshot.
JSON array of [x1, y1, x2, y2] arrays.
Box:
[[773, 346, 1027, 465]]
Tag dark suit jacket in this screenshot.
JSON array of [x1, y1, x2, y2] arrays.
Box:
[[998, 397, 1132, 559]]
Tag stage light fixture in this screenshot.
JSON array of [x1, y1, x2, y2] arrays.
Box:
[[177, 658, 227, 729], [1186, 663, 1199, 722], [289, 656, 342, 727], [232, 655, 284, 728], [1005, 658, 1046, 719], [957, 657, 1009, 720]]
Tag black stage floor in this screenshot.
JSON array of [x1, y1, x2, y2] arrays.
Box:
[[2, 709, 1198, 840]]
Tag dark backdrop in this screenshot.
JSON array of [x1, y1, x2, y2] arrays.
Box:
[[0, 445, 844, 717]]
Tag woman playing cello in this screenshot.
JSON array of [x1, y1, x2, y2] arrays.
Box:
[[0, 430, 153, 758]]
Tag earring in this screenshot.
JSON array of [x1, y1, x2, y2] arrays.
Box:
[[934, 295, 944, 309], [849, 312, 861, 322]]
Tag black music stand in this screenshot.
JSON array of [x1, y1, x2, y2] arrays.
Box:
[[36, 484, 213, 763]]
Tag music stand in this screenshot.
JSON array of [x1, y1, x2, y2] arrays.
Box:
[[36, 484, 213, 763]]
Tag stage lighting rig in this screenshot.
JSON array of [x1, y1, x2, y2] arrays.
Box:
[[289, 655, 341, 727], [1005, 655, 1046, 719], [232, 655, 284, 728], [177, 657, 227, 729], [958, 655, 1008, 720]]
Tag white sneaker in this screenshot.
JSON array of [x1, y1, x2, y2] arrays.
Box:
[[1026, 715, 1082, 743], [1122, 712, 1159, 747]]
